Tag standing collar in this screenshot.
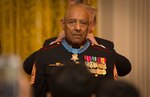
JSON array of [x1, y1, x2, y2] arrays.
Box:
[[62, 39, 90, 54]]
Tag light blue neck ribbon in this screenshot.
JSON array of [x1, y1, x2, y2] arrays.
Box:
[[62, 39, 90, 54]]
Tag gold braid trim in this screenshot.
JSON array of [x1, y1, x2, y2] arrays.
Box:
[[30, 63, 36, 84], [113, 64, 118, 80]]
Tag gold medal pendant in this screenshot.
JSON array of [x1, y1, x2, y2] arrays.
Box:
[[71, 54, 79, 62]]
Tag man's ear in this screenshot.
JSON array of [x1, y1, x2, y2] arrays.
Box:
[[60, 18, 65, 30], [91, 22, 96, 31]]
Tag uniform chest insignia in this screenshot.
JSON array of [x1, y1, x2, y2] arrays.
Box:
[[84, 55, 107, 76], [71, 54, 79, 62]]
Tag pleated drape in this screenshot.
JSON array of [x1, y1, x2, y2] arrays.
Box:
[[0, 0, 97, 61]]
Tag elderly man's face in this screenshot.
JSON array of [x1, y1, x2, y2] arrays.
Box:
[[64, 6, 90, 47]]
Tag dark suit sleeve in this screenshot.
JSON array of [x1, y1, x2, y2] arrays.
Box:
[[95, 37, 114, 49], [23, 51, 37, 74], [114, 52, 131, 76], [23, 37, 57, 75], [94, 37, 131, 76]]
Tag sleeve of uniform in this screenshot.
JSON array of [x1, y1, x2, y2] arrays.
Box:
[[31, 50, 47, 97]]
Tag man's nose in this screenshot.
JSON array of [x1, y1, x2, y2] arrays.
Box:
[[74, 22, 81, 31]]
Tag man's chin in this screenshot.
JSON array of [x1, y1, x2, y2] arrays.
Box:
[[71, 39, 86, 47], [71, 40, 82, 46], [72, 41, 82, 45], [71, 37, 81, 42]]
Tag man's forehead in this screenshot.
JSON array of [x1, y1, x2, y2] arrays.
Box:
[[66, 12, 88, 19], [65, 4, 89, 19], [66, 4, 88, 12]]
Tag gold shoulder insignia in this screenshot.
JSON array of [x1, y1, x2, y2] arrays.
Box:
[[49, 41, 61, 45], [113, 64, 118, 80]]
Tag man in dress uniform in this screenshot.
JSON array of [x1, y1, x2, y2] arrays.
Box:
[[23, 4, 131, 77], [30, 4, 131, 97]]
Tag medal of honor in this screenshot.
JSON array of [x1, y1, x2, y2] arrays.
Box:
[[71, 54, 79, 62]]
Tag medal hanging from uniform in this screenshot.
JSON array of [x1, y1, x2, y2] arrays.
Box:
[[62, 39, 90, 64], [71, 53, 79, 64], [70, 49, 80, 64]]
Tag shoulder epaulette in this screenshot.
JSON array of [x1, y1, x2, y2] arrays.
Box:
[[41, 42, 61, 51], [91, 43, 110, 53], [91, 43, 106, 48], [99, 44, 107, 49]]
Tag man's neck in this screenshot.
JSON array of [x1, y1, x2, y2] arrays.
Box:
[[62, 39, 90, 54], [65, 39, 86, 48]]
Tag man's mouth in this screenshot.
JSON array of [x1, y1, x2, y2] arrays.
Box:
[[73, 35, 81, 38], [73, 33, 81, 37]]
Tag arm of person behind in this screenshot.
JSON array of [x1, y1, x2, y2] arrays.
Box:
[[94, 37, 131, 76], [114, 52, 131, 76], [49, 31, 65, 45], [43, 37, 57, 46], [23, 51, 37, 75], [23, 37, 57, 75]]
